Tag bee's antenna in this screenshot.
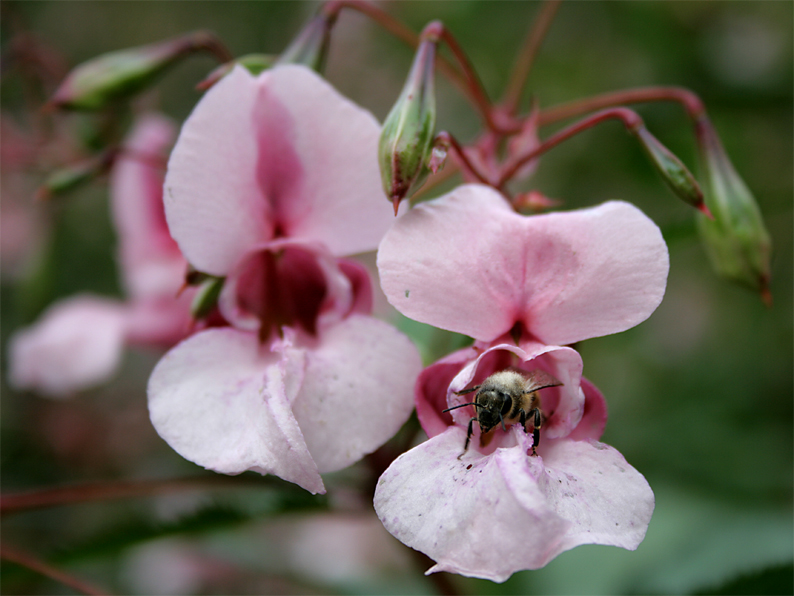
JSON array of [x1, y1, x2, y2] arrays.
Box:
[[498, 412, 506, 432], [442, 402, 479, 412]]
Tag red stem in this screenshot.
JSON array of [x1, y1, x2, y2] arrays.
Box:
[[0, 476, 261, 516], [538, 86, 706, 126], [322, 0, 472, 106], [498, 107, 643, 188], [436, 130, 494, 187], [1, 543, 109, 596]]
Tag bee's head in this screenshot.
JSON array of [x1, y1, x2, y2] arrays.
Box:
[[475, 388, 512, 434]]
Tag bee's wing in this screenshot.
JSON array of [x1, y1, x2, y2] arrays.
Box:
[[523, 369, 563, 393]]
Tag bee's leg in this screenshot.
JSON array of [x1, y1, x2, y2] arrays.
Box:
[[454, 385, 481, 396], [529, 408, 542, 456], [458, 417, 476, 460]]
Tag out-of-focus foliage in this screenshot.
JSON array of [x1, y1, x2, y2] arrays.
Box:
[[1, 1, 791, 594]]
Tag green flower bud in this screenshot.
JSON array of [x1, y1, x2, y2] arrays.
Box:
[[632, 125, 707, 214], [276, 12, 336, 72], [695, 116, 772, 300], [36, 152, 114, 200], [49, 31, 230, 111], [190, 275, 225, 320], [379, 25, 440, 213]]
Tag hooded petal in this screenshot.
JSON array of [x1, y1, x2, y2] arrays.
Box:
[[378, 184, 669, 345], [566, 377, 608, 441], [147, 327, 324, 493], [164, 65, 392, 276], [290, 313, 422, 473], [373, 426, 570, 583], [416, 341, 584, 443], [8, 295, 127, 397], [217, 240, 355, 338], [111, 113, 185, 299]]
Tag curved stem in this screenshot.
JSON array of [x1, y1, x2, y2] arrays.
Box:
[[436, 130, 494, 186], [502, 0, 562, 114], [0, 475, 263, 516], [498, 107, 643, 188], [538, 86, 706, 126], [322, 0, 471, 105], [1, 543, 109, 596]]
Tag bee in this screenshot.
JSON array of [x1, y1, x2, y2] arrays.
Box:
[[443, 369, 562, 457]]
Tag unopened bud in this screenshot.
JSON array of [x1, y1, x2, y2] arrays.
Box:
[[632, 126, 707, 214], [36, 152, 114, 200], [197, 54, 275, 90], [190, 275, 225, 320], [276, 12, 336, 72], [378, 23, 440, 210], [49, 31, 230, 111], [695, 116, 772, 300]]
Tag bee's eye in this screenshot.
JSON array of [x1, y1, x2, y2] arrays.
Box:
[[500, 395, 512, 415]]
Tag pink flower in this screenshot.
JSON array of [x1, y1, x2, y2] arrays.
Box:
[[147, 65, 421, 494], [373, 184, 668, 580], [8, 114, 192, 397]]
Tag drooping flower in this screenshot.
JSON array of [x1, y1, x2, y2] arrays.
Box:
[[8, 114, 192, 397], [373, 184, 668, 580], [147, 64, 421, 494]]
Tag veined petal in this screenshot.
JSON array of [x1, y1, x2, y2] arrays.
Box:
[[378, 184, 669, 345], [147, 327, 324, 493], [374, 427, 570, 583], [8, 295, 126, 397], [290, 314, 422, 473]]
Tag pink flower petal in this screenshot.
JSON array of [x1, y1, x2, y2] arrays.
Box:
[[290, 314, 422, 473], [164, 65, 392, 276], [254, 66, 394, 256], [218, 240, 355, 338], [378, 184, 669, 345], [374, 426, 654, 582], [111, 113, 185, 299], [567, 377, 608, 441], [163, 66, 267, 275], [416, 341, 584, 444], [147, 327, 324, 493], [8, 295, 127, 397], [538, 437, 654, 555], [373, 427, 570, 582]]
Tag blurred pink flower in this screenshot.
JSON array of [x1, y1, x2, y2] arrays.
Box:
[[9, 114, 192, 397], [373, 185, 669, 580], [147, 65, 421, 494]]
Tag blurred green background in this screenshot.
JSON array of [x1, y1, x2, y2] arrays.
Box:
[[1, 1, 791, 594]]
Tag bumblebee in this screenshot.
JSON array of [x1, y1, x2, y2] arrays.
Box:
[[443, 369, 562, 457]]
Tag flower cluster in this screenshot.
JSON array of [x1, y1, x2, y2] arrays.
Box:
[[9, 114, 192, 397], [146, 64, 421, 494], [373, 185, 669, 580]]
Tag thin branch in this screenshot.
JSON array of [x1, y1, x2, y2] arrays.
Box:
[[498, 107, 643, 188], [436, 130, 494, 186], [0, 475, 264, 516], [538, 85, 706, 126], [502, 0, 562, 114], [322, 0, 471, 105], [1, 543, 109, 596]]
